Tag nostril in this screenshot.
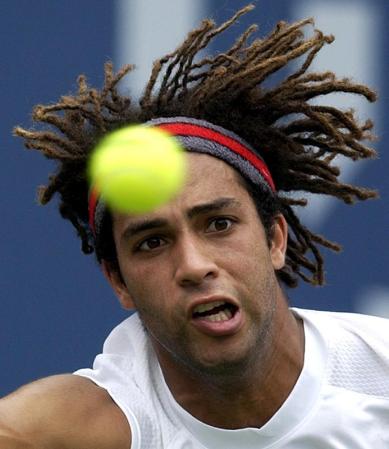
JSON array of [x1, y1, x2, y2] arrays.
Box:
[[204, 270, 218, 279], [177, 268, 218, 286]]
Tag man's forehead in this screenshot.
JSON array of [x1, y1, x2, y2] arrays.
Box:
[[113, 154, 250, 232], [186, 151, 238, 172], [184, 152, 246, 191], [155, 153, 249, 216]]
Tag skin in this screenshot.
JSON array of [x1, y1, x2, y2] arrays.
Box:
[[0, 375, 130, 449], [0, 152, 304, 447]]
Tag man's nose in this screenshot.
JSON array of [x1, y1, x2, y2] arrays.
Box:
[[174, 234, 219, 287]]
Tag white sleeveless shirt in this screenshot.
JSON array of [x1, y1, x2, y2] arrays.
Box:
[[74, 308, 389, 448]]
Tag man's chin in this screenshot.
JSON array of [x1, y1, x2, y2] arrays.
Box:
[[186, 349, 255, 380]]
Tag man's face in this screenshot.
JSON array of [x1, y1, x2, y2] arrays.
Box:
[[107, 153, 287, 377]]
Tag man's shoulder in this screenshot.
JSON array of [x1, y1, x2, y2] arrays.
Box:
[[293, 307, 389, 336], [294, 307, 389, 399], [0, 374, 130, 449]]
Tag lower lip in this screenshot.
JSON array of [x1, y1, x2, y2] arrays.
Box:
[[190, 309, 243, 337]]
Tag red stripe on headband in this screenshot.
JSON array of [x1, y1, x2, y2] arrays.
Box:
[[157, 122, 276, 191], [88, 187, 99, 235]]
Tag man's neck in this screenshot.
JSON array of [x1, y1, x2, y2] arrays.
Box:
[[155, 305, 305, 429]]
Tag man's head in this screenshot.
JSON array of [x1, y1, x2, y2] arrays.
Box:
[[102, 151, 288, 377], [14, 5, 377, 290]]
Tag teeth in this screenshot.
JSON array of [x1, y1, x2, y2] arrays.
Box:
[[194, 300, 225, 314], [203, 308, 232, 322]]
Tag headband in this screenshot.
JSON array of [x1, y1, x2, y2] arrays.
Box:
[[89, 117, 276, 237]]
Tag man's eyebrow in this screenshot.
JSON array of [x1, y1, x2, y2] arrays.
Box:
[[187, 197, 241, 219], [122, 218, 168, 240], [121, 198, 241, 240]]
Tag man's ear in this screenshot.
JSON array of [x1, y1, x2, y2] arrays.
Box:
[[270, 214, 288, 270], [101, 260, 135, 310]]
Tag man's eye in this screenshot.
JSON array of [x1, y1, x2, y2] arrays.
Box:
[[206, 217, 234, 232], [137, 237, 166, 251]]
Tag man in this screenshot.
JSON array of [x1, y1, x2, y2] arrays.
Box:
[[1, 5, 388, 448]]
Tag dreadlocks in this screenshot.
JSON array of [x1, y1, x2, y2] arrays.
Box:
[[14, 4, 377, 288]]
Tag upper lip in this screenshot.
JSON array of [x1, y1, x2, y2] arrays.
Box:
[[187, 295, 239, 318]]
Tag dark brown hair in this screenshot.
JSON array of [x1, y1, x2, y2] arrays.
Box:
[[14, 5, 378, 288]]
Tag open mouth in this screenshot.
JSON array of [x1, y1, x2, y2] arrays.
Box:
[[192, 300, 238, 322]]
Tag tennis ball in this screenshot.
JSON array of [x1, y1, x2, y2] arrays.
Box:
[[88, 125, 186, 214]]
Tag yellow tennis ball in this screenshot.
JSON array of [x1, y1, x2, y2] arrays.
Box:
[[88, 125, 186, 214]]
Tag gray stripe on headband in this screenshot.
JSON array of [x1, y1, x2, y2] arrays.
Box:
[[94, 197, 107, 239], [174, 135, 271, 192], [145, 116, 264, 163]]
